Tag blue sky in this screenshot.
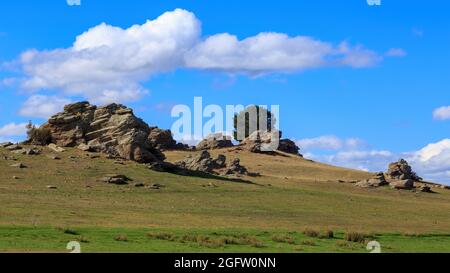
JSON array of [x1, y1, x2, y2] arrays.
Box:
[[0, 0, 449, 182]]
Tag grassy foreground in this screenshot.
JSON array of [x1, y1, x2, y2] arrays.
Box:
[[1, 226, 449, 253], [1, 146, 450, 252]]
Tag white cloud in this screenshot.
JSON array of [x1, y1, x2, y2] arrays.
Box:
[[433, 106, 450, 120], [19, 9, 201, 104], [186, 34, 380, 73], [385, 48, 407, 57], [13, 9, 383, 104], [296, 135, 366, 151], [19, 95, 72, 119], [0, 123, 28, 142]]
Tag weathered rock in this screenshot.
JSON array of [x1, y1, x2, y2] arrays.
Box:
[[278, 139, 302, 156], [42, 102, 165, 164], [149, 183, 163, 190], [356, 172, 388, 188], [47, 155, 61, 160], [386, 159, 422, 181], [175, 151, 219, 173], [390, 179, 415, 190], [196, 133, 234, 150], [134, 183, 145, 188], [240, 130, 299, 155], [0, 142, 13, 148], [6, 145, 22, 151], [224, 158, 248, 176], [47, 185, 58, 190], [147, 127, 188, 150], [98, 174, 131, 185], [10, 163, 27, 169], [48, 144, 66, 153]]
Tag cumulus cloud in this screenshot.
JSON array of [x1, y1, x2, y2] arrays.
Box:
[[300, 135, 450, 184], [19, 9, 201, 104], [186, 34, 380, 73], [0, 123, 28, 142], [19, 95, 72, 119], [433, 106, 450, 120], [12, 9, 385, 106]]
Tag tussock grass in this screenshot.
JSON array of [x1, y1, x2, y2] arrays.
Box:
[[344, 231, 369, 243], [114, 234, 128, 242], [303, 228, 320, 238], [272, 234, 296, 244]]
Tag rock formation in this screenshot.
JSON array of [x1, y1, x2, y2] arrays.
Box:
[[240, 130, 301, 155], [356, 159, 423, 191], [174, 150, 252, 176], [196, 133, 234, 150], [41, 102, 166, 163], [148, 127, 191, 150], [386, 159, 422, 181]]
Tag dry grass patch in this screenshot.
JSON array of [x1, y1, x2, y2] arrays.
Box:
[[114, 234, 128, 242], [344, 231, 370, 243], [147, 232, 177, 241], [272, 234, 296, 244], [303, 228, 320, 238]]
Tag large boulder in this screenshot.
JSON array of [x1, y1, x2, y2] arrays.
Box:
[[240, 130, 301, 155], [174, 151, 222, 173], [148, 127, 188, 150], [196, 133, 234, 150], [386, 159, 422, 181], [41, 102, 164, 163], [390, 179, 415, 190]]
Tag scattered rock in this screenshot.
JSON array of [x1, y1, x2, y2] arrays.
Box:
[[12, 148, 41, 155], [47, 185, 58, 190], [0, 142, 13, 148], [148, 127, 189, 150], [196, 133, 234, 150], [12, 176, 19, 180], [386, 159, 422, 181], [134, 183, 145, 188], [175, 151, 220, 173], [48, 143, 66, 153], [419, 185, 433, 193], [10, 163, 27, 169], [98, 174, 132, 185], [149, 183, 163, 190], [6, 144, 22, 151], [390, 179, 415, 190]]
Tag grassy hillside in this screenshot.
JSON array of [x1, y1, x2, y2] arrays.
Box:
[[1, 146, 449, 252]]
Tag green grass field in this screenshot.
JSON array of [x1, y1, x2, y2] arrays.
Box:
[[1, 146, 449, 252]]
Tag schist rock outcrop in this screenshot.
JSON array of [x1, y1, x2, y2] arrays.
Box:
[[40, 102, 185, 163], [174, 150, 254, 177], [356, 159, 426, 191]]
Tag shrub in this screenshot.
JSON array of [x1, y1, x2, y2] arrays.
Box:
[[114, 234, 128, 242], [319, 230, 334, 239], [344, 231, 367, 243], [147, 232, 177, 241], [303, 228, 320, 238], [26, 122, 52, 145], [272, 235, 296, 244]]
